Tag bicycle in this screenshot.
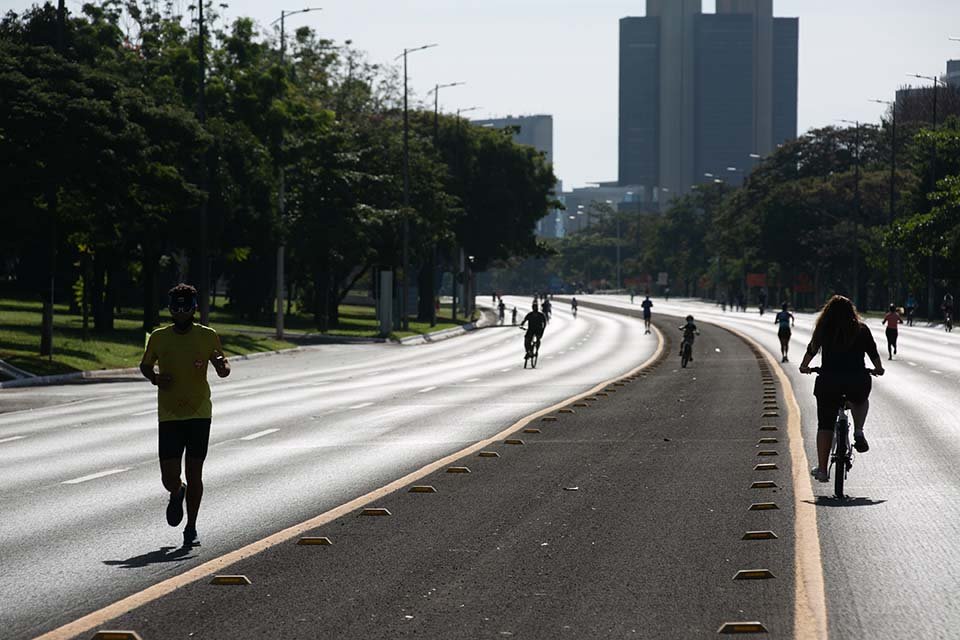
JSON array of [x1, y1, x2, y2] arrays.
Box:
[[809, 367, 879, 499], [680, 335, 694, 368], [571, 306, 578, 319], [945, 311, 953, 333], [523, 332, 541, 369]]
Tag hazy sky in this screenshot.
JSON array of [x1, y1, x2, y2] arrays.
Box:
[[4, 0, 960, 189]]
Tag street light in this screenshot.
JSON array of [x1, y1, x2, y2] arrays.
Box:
[[270, 7, 322, 339], [396, 43, 439, 330], [909, 72, 940, 319], [871, 98, 899, 302], [450, 105, 479, 321], [838, 118, 863, 308]]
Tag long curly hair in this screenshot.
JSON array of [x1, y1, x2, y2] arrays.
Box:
[[811, 295, 861, 352]]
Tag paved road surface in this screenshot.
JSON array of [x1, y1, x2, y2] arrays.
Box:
[[578, 295, 960, 640], [0, 299, 655, 640]]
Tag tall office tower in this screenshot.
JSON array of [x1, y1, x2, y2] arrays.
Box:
[[619, 0, 798, 204]]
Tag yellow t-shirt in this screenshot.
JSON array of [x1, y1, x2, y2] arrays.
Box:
[[142, 323, 222, 422]]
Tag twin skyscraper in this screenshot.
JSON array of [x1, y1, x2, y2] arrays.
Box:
[[619, 0, 798, 205]]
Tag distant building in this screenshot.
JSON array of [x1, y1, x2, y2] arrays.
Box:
[[619, 0, 798, 205], [947, 60, 960, 89], [561, 183, 652, 236], [474, 114, 562, 237], [895, 59, 960, 124]]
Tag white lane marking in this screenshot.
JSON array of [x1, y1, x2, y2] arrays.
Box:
[[62, 468, 131, 485], [237, 391, 261, 398], [312, 381, 331, 386], [930, 369, 944, 374], [417, 386, 437, 394], [366, 371, 382, 377], [0, 435, 27, 444], [349, 402, 374, 410], [240, 429, 280, 441], [500, 368, 512, 372], [465, 378, 481, 383], [908, 362, 918, 367], [131, 409, 155, 416]]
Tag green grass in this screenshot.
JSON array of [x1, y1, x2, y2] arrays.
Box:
[[0, 298, 477, 377], [0, 298, 297, 377]]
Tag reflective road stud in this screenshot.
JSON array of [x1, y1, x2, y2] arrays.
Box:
[[478, 451, 500, 458], [505, 439, 524, 445], [360, 508, 391, 516], [573, 403, 588, 407], [542, 416, 558, 422], [297, 536, 333, 545], [750, 481, 779, 489], [749, 502, 779, 511], [742, 531, 779, 540], [210, 575, 252, 585], [758, 438, 778, 444], [91, 633, 144, 640], [559, 408, 575, 414], [754, 463, 778, 471], [733, 569, 776, 580], [523, 428, 541, 434], [717, 621, 769, 634], [760, 426, 778, 431], [409, 485, 437, 492], [757, 450, 778, 456], [446, 467, 470, 474]]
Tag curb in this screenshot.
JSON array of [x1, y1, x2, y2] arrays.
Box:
[[397, 308, 496, 345]]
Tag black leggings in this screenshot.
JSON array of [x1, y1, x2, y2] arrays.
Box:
[[813, 375, 871, 432]]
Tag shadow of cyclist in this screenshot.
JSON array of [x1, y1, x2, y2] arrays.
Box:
[[805, 497, 888, 508], [103, 545, 197, 569]]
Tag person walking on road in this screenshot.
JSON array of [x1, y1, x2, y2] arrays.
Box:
[[799, 295, 884, 483], [758, 289, 768, 316], [641, 295, 653, 334], [882, 304, 902, 360], [774, 303, 795, 362], [905, 292, 917, 326], [511, 307, 518, 325], [498, 300, 506, 324], [140, 283, 231, 547]]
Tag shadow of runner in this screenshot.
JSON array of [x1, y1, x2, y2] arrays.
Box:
[[103, 545, 197, 569], [806, 496, 888, 507]]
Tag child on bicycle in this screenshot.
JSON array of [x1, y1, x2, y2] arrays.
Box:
[[799, 295, 884, 482], [678, 315, 700, 360]]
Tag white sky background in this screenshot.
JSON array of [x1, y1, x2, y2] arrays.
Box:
[[3, 0, 960, 189]]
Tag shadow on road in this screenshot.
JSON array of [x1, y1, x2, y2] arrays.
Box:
[[805, 496, 887, 508], [103, 545, 197, 569]]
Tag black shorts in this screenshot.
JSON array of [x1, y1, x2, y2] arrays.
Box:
[[885, 327, 898, 343], [778, 327, 791, 341], [814, 374, 871, 432], [158, 418, 212, 461]]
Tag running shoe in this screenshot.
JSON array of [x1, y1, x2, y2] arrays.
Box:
[[810, 467, 829, 483], [183, 524, 199, 547], [853, 433, 870, 453], [166, 483, 186, 527]]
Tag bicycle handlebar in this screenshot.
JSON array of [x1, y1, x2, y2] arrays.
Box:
[[805, 366, 882, 376]]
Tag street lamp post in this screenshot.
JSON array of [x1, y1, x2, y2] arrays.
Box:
[[271, 7, 321, 339], [451, 105, 479, 321], [397, 44, 438, 331], [425, 81, 464, 326], [839, 119, 862, 308], [910, 73, 940, 319], [871, 98, 898, 302]]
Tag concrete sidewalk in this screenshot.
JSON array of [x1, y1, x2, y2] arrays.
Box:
[[70, 318, 798, 640]]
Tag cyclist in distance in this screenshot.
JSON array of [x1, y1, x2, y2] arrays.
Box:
[[774, 303, 795, 362], [678, 315, 700, 361], [542, 298, 552, 322], [799, 295, 884, 483], [881, 304, 902, 360], [519, 302, 547, 362], [943, 292, 954, 330]]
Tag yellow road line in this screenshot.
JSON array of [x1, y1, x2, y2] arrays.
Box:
[[721, 325, 828, 640], [36, 321, 664, 640]]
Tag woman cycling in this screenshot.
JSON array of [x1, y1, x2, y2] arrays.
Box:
[[799, 295, 884, 483]]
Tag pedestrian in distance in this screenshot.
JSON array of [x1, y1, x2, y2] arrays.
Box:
[[511, 307, 518, 325], [140, 283, 231, 547], [664, 286, 670, 301], [498, 299, 506, 324], [758, 289, 768, 316], [904, 292, 917, 327], [641, 295, 653, 334], [774, 303, 795, 362], [881, 304, 902, 360], [630, 290, 635, 304]]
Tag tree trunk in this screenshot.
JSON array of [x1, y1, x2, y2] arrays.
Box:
[[92, 256, 107, 333], [416, 257, 434, 323], [142, 250, 158, 333]]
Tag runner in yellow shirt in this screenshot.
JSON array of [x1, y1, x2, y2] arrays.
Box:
[[140, 283, 230, 546]]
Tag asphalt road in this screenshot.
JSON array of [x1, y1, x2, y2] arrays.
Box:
[[0, 298, 657, 640], [578, 295, 960, 640], [94, 317, 797, 639]]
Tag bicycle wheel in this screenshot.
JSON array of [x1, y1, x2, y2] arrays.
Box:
[[681, 343, 690, 368], [531, 341, 540, 368], [834, 426, 847, 499]]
